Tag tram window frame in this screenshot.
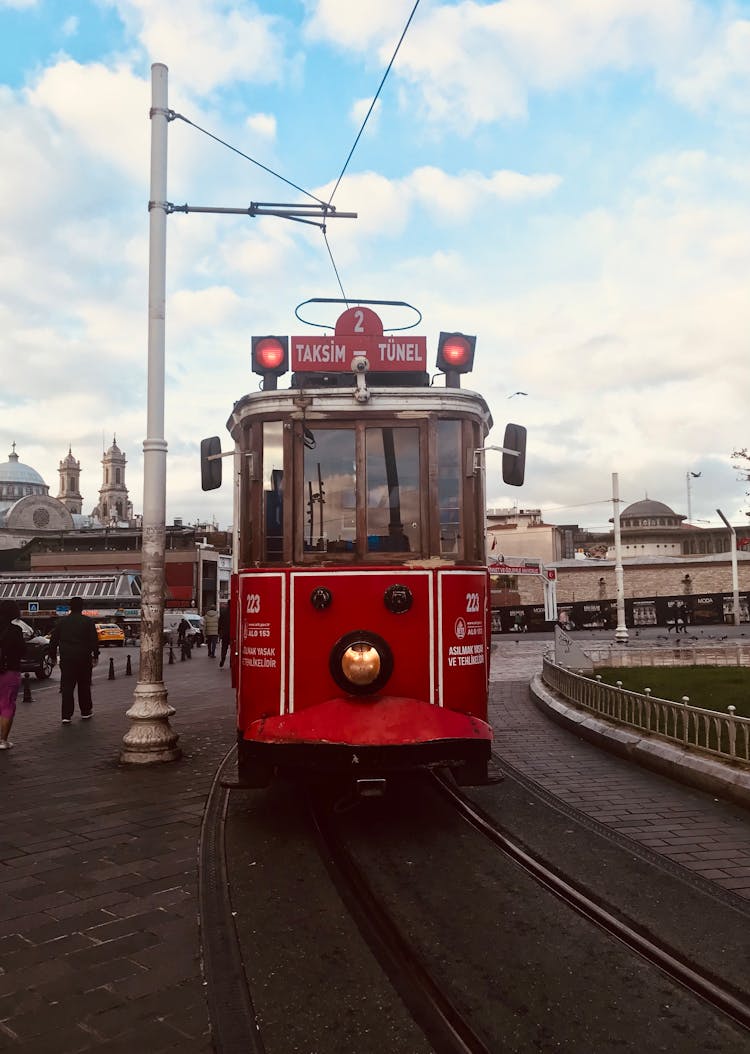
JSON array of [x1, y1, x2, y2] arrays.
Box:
[[365, 425, 423, 556], [262, 420, 285, 563]]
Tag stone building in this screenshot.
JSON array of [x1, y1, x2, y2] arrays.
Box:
[[91, 437, 133, 526], [0, 444, 75, 552], [57, 447, 83, 515]]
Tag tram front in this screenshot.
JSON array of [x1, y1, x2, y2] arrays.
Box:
[[203, 305, 526, 789]]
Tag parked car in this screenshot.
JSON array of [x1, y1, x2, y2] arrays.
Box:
[[95, 622, 126, 647], [13, 619, 54, 680]]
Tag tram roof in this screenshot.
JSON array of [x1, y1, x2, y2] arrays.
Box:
[[227, 384, 493, 438]]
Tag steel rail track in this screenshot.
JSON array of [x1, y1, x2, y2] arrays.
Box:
[[308, 791, 493, 1054], [197, 746, 266, 1054], [432, 770, 750, 1034]]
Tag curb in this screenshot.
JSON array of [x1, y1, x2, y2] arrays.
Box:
[[530, 673, 750, 811]]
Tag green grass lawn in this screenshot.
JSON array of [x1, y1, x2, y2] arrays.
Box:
[[595, 666, 750, 719]]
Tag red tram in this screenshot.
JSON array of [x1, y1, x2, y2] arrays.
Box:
[[202, 303, 526, 789]]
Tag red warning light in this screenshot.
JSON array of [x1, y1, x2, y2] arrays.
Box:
[[436, 332, 476, 385], [441, 336, 472, 367], [252, 335, 289, 389]]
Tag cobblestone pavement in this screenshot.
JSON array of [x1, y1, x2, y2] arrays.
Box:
[[2, 639, 748, 1052], [489, 639, 750, 901], [0, 647, 235, 1052]]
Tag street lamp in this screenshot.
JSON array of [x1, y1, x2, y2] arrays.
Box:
[[716, 508, 740, 627], [612, 472, 628, 643]]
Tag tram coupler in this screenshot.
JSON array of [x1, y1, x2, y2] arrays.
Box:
[[355, 777, 387, 798]]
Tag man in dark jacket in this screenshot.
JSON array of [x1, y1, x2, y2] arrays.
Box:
[[0, 598, 24, 749], [49, 596, 99, 723]]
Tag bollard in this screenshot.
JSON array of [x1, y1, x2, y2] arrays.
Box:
[[22, 673, 33, 703], [169, 644, 175, 665], [181, 643, 187, 662], [125, 654, 132, 676], [108, 657, 115, 680]]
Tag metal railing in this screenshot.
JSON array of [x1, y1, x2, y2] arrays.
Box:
[[585, 642, 750, 668], [542, 656, 750, 767]]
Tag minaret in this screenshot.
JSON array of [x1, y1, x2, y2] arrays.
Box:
[[97, 436, 130, 524], [57, 446, 83, 514]]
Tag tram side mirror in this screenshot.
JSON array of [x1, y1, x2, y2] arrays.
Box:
[[201, 436, 222, 491], [502, 423, 526, 487]]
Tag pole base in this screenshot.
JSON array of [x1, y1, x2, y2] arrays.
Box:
[[120, 679, 181, 765]]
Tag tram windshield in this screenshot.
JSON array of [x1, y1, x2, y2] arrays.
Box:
[[303, 428, 356, 553], [248, 412, 484, 565], [365, 427, 420, 554]]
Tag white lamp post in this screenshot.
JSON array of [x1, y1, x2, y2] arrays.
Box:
[[716, 508, 740, 627], [612, 472, 628, 643], [120, 63, 180, 763]]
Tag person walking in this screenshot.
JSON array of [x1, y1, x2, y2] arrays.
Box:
[[218, 604, 231, 668], [0, 599, 24, 749], [204, 605, 219, 658], [49, 596, 99, 723]]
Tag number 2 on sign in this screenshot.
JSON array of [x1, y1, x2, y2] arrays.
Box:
[[246, 593, 261, 614], [465, 592, 480, 613]]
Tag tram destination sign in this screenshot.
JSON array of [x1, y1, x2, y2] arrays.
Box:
[[291, 305, 426, 373]]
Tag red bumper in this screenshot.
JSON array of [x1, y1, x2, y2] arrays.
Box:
[[239, 695, 492, 775]]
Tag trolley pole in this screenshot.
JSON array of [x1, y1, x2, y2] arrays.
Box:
[[612, 472, 629, 644], [121, 63, 180, 763]]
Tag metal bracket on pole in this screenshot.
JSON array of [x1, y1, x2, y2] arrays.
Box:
[[165, 201, 357, 229]]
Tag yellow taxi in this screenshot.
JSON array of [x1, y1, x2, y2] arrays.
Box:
[[95, 622, 126, 647]]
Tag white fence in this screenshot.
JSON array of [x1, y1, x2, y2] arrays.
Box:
[[542, 656, 750, 767]]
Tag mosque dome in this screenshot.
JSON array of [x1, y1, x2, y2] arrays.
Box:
[[0, 444, 49, 515], [0, 444, 46, 487], [622, 499, 677, 518], [619, 498, 685, 527]]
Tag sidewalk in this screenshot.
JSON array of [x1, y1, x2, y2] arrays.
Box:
[[0, 647, 234, 1052], [489, 639, 750, 902]]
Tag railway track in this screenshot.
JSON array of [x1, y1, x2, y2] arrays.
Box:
[[433, 770, 750, 1035], [199, 757, 750, 1053]]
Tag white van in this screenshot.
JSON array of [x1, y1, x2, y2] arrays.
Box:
[[163, 610, 205, 647]]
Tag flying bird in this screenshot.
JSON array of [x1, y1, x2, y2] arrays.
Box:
[[507, 391, 528, 398]]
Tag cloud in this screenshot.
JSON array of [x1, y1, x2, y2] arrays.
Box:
[[350, 96, 381, 131], [111, 0, 288, 95], [305, 0, 750, 129], [246, 112, 277, 141]]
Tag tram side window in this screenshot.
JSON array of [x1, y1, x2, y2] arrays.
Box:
[[263, 422, 284, 562], [437, 420, 461, 557], [303, 429, 356, 553], [366, 427, 420, 554]]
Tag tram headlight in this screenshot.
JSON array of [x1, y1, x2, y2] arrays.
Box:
[[341, 643, 381, 686], [330, 631, 393, 696]]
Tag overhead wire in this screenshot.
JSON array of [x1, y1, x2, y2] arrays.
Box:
[[327, 0, 422, 208], [168, 1, 423, 304], [171, 111, 329, 208]]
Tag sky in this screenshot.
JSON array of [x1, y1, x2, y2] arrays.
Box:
[[1, 0, 749, 534]]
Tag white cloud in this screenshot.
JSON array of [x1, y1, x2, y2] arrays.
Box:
[[305, 0, 750, 129], [246, 112, 277, 140], [350, 96, 381, 131], [27, 60, 149, 182], [111, 0, 287, 94]]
